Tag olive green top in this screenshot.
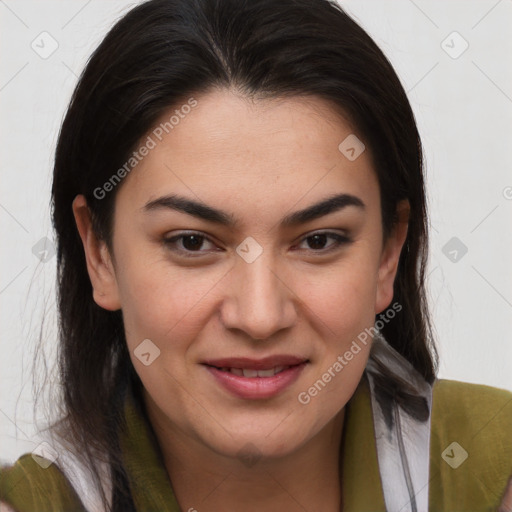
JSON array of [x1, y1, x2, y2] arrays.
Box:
[[1, 376, 512, 511]]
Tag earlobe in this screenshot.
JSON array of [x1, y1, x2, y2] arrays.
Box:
[[375, 200, 410, 314], [72, 195, 121, 311]]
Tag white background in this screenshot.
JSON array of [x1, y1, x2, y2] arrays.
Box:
[[1, 0, 511, 464]]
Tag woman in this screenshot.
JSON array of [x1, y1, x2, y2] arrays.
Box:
[[1, 0, 511, 510]]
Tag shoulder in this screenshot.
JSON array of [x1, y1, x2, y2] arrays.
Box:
[[429, 379, 512, 510], [0, 454, 87, 512], [431, 378, 512, 453], [432, 377, 512, 408], [431, 378, 512, 434]]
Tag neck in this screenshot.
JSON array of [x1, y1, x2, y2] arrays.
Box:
[[144, 394, 345, 512]]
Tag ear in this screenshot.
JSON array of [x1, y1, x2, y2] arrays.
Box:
[[375, 199, 410, 314], [72, 195, 121, 311]]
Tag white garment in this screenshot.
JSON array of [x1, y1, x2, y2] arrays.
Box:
[[366, 333, 433, 512]]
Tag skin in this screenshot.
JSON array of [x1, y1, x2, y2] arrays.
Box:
[[499, 476, 512, 512], [73, 88, 409, 511]]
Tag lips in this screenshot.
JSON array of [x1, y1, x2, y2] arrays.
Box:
[[202, 355, 309, 399], [216, 366, 289, 377]]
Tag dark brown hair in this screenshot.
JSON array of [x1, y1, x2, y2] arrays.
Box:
[[48, 0, 438, 509]]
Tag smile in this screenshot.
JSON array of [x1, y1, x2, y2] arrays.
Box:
[[203, 362, 308, 400], [216, 366, 290, 377]]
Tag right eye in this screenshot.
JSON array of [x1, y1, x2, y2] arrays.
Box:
[[162, 232, 220, 257]]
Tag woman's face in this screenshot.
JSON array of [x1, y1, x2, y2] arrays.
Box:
[[74, 88, 407, 461]]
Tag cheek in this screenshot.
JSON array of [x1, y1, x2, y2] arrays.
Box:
[[305, 252, 379, 331], [115, 248, 224, 349], [296, 260, 377, 429], [117, 262, 215, 402]]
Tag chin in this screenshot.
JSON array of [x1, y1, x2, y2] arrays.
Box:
[[203, 423, 312, 463]]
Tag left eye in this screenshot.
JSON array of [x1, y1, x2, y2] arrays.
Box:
[[163, 231, 351, 257], [296, 232, 351, 252]]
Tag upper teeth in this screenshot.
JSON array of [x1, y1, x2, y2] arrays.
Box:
[[219, 366, 289, 377]]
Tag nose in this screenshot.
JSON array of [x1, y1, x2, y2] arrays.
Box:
[[220, 251, 297, 341]]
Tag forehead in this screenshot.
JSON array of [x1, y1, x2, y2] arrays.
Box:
[[114, 88, 379, 222]]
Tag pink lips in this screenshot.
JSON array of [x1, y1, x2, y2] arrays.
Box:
[[202, 355, 309, 400]]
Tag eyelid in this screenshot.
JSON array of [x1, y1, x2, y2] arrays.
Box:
[[163, 231, 218, 256], [163, 229, 352, 257], [295, 231, 351, 250]]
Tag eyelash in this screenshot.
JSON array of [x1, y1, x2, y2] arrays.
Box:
[[162, 231, 352, 258]]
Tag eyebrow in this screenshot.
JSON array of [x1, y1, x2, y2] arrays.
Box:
[[142, 192, 365, 228]]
